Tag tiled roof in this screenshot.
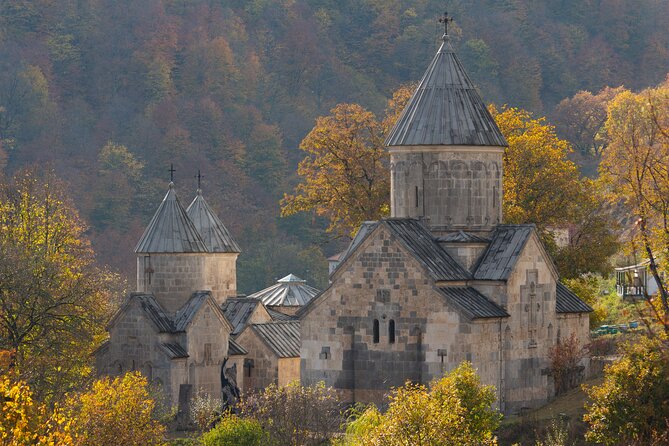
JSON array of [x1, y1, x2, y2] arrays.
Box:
[[473, 225, 534, 281], [385, 219, 472, 281], [173, 291, 210, 332], [556, 283, 593, 313], [267, 308, 298, 321], [135, 183, 207, 253], [438, 230, 490, 243], [136, 294, 175, 332], [251, 321, 300, 358], [228, 338, 247, 356], [438, 287, 509, 319], [248, 274, 320, 307], [385, 35, 507, 148], [186, 190, 241, 253], [160, 342, 188, 359], [221, 298, 262, 336]]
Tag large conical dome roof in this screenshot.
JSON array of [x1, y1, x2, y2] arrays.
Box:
[[385, 35, 507, 147], [186, 190, 241, 253], [135, 183, 208, 253]]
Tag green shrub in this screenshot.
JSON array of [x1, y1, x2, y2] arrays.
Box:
[[200, 415, 267, 446]]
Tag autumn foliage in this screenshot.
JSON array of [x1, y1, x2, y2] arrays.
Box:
[[281, 103, 390, 237], [339, 362, 500, 446]]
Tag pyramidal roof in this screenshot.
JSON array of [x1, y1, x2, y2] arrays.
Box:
[[186, 189, 241, 253], [135, 183, 208, 253], [385, 34, 507, 147], [248, 274, 321, 307]]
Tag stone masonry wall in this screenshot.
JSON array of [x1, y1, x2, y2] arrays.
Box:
[[301, 224, 506, 406], [277, 358, 300, 387], [185, 302, 230, 399], [98, 299, 176, 407], [235, 328, 278, 393], [485, 234, 559, 413], [390, 149, 503, 234], [137, 253, 237, 312]]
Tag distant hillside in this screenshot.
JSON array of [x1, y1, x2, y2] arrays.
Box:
[[0, 0, 667, 292]]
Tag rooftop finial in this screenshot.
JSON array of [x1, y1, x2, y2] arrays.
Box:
[[439, 11, 453, 38], [196, 169, 203, 194], [169, 163, 176, 182]]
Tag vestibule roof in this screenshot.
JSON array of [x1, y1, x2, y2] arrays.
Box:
[[385, 35, 507, 148]]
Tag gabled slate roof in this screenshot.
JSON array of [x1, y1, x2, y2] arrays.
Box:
[[160, 342, 188, 359], [438, 287, 509, 319], [438, 230, 490, 243], [186, 190, 241, 253], [267, 308, 298, 321], [251, 321, 300, 358], [228, 338, 247, 356], [221, 298, 262, 336], [473, 225, 534, 280], [135, 294, 175, 332], [385, 219, 472, 281], [248, 274, 321, 307], [135, 183, 208, 253], [556, 283, 593, 313], [385, 35, 507, 148], [173, 291, 210, 332], [332, 221, 378, 274]]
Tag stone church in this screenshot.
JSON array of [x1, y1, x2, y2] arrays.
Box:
[[95, 185, 304, 409], [298, 32, 592, 413], [97, 26, 592, 416]]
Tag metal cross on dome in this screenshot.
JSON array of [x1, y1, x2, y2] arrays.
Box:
[[439, 11, 453, 35], [196, 169, 203, 189], [169, 163, 176, 182]]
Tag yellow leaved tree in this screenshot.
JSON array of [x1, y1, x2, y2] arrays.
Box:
[[0, 169, 119, 401], [281, 85, 414, 238], [339, 362, 500, 446], [0, 375, 73, 445], [64, 372, 166, 446]]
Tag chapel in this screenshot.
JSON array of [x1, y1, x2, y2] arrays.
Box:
[[298, 27, 592, 413]]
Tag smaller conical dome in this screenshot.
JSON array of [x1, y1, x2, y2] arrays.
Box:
[[186, 190, 241, 253], [248, 274, 320, 306], [135, 183, 208, 253]]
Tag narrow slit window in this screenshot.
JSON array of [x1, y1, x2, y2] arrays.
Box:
[[389, 320, 396, 343], [373, 319, 379, 343]]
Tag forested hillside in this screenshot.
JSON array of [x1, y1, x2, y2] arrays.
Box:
[[1, 0, 667, 292]]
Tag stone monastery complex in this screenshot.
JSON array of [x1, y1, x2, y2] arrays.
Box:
[[97, 29, 592, 415]]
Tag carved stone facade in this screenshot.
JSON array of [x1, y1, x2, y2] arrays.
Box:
[[390, 149, 503, 235], [300, 30, 592, 414], [300, 222, 591, 413]]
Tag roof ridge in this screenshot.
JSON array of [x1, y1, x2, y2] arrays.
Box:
[[135, 183, 208, 253], [385, 35, 507, 147], [186, 190, 241, 253]]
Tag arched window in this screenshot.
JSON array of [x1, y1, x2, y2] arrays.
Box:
[[373, 319, 380, 343], [389, 320, 396, 344]]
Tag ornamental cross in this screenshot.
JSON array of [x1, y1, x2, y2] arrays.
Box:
[[439, 11, 453, 35], [169, 163, 176, 182]]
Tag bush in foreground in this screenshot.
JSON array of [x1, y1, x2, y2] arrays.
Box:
[[584, 336, 669, 445], [338, 362, 501, 446], [239, 381, 340, 446], [200, 415, 267, 446]]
